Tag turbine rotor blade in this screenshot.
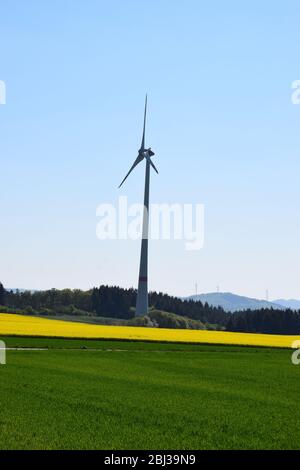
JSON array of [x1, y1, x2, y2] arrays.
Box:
[[146, 155, 159, 174], [141, 94, 147, 150], [118, 155, 143, 188]]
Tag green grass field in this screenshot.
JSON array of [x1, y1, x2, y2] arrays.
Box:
[[0, 336, 299, 450]]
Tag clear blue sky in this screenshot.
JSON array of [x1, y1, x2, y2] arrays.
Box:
[[1, 1, 299, 299]]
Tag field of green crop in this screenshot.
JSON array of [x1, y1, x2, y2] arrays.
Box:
[[0, 337, 299, 450]]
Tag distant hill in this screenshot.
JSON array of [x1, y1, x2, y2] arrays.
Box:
[[185, 292, 284, 313], [273, 299, 300, 310]]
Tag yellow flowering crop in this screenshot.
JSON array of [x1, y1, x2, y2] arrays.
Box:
[[0, 313, 298, 348]]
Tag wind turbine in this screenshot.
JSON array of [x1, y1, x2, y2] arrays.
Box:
[[119, 95, 158, 316]]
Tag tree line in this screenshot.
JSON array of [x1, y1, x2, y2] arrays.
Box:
[[0, 282, 229, 324], [227, 308, 300, 334], [1, 282, 300, 334]]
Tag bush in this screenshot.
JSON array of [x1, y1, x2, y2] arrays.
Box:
[[149, 310, 205, 330], [127, 315, 157, 327]]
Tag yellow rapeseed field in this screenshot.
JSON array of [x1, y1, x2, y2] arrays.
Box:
[[0, 313, 298, 348]]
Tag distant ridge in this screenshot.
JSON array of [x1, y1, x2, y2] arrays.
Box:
[[185, 292, 285, 313], [273, 299, 300, 310]]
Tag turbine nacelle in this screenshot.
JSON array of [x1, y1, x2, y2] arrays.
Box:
[[139, 147, 155, 158], [148, 147, 155, 157]]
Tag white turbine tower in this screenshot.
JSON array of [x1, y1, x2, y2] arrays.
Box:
[[119, 95, 158, 316]]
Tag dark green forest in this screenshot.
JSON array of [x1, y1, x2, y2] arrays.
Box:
[[0, 282, 300, 334], [227, 308, 300, 334], [0, 283, 228, 324]]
